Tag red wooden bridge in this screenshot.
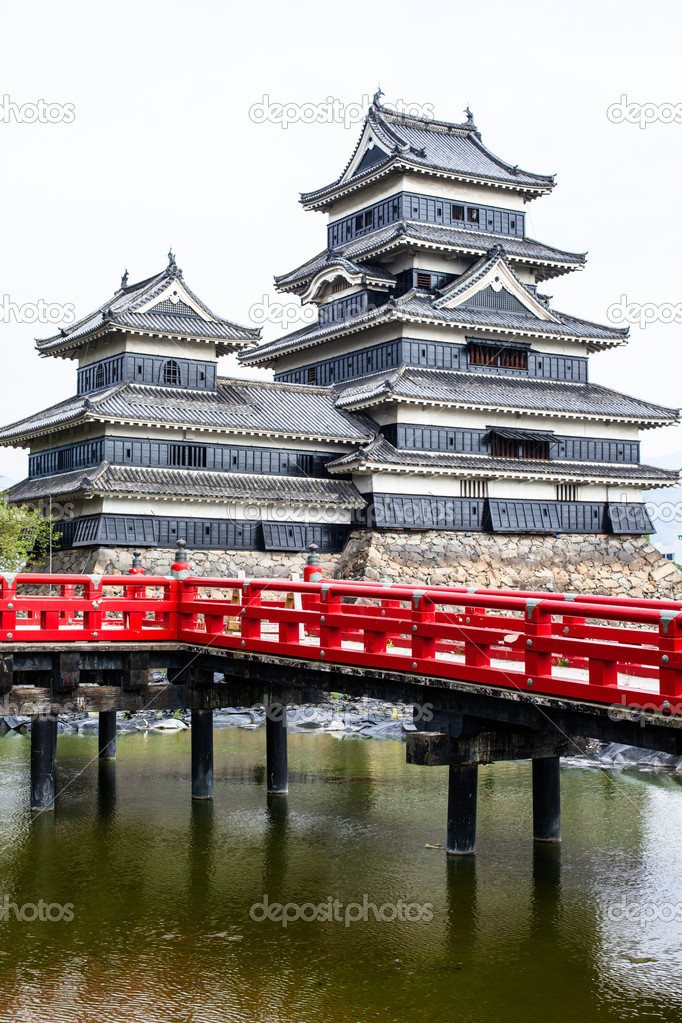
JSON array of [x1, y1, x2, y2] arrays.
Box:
[[2, 543, 681, 854]]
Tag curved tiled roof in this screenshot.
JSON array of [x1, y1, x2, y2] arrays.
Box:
[[301, 100, 555, 207], [325, 436, 679, 487], [0, 378, 375, 445], [4, 462, 366, 507], [241, 286, 628, 366], [332, 366, 679, 426], [36, 259, 260, 357], [274, 222, 585, 292]]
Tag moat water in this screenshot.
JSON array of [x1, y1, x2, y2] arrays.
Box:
[[0, 728, 681, 1022]]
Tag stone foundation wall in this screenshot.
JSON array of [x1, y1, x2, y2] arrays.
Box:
[[334, 531, 682, 598], [29, 532, 682, 599]]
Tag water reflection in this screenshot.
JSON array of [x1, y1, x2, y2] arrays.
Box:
[[0, 733, 679, 1021]]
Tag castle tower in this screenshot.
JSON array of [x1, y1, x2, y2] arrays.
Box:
[[241, 95, 678, 536]]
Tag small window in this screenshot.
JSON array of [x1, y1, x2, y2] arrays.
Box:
[[510, 218, 516, 230], [137, 364, 143, 375], [436, 207, 442, 216], [467, 208, 480, 223], [355, 215, 363, 231], [416, 272, 431, 289], [460, 479, 488, 498], [557, 484, 579, 502], [307, 367, 317, 383], [452, 204, 464, 221], [163, 359, 181, 386], [95, 364, 105, 388], [364, 210, 373, 227]]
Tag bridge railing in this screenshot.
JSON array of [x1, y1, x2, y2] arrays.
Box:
[[1, 569, 682, 713], [0, 573, 179, 642]]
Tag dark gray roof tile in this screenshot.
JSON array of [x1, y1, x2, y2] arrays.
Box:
[[333, 367, 679, 425], [0, 378, 375, 445], [5, 463, 366, 507]]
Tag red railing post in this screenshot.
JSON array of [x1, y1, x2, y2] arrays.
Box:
[[0, 573, 17, 638], [319, 584, 342, 654], [464, 604, 490, 668], [84, 574, 103, 638], [412, 592, 436, 664], [125, 551, 146, 633], [525, 600, 552, 687], [659, 611, 682, 701], [241, 581, 262, 642]]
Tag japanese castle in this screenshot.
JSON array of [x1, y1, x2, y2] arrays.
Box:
[[1, 95, 678, 559]]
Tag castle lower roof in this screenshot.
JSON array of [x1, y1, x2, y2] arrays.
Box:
[[332, 366, 679, 427], [0, 378, 375, 446], [4, 463, 366, 507], [326, 435, 679, 487]]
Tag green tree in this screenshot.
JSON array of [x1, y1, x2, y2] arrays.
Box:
[[0, 499, 60, 572]]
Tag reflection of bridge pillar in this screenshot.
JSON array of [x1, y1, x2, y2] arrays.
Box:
[[532, 757, 561, 842], [98, 710, 117, 760], [266, 703, 288, 794], [446, 764, 478, 855], [191, 709, 214, 800], [30, 714, 58, 811]]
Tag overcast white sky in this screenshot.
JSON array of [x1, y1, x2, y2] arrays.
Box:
[[0, 0, 680, 489]]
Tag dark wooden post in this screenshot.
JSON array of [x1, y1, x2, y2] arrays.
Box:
[[98, 710, 117, 760], [446, 764, 478, 855], [30, 713, 58, 812], [191, 709, 214, 800], [266, 702, 288, 794], [532, 756, 561, 842]]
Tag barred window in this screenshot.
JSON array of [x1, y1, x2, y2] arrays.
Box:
[[460, 479, 488, 498], [557, 484, 579, 502], [163, 359, 181, 386]]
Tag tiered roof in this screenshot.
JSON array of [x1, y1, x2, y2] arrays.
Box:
[[301, 94, 555, 209], [0, 378, 375, 446], [326, 435, 677, 487], [5, 463, 365, 507], [243, 248, 629, 367], [332, 366, 678, 428], [36, 253, 260, 359]]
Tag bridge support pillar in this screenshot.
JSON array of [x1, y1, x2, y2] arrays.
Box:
[[446, 764, 478, 855], [98, 711, 117, 761], [266, 703, 288, 794], [31, 713, 58, 812], [191, 709, 214, 800], [532, 756, 561, 842]]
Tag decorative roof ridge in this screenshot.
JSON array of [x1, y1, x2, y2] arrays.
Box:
[[374, 93, 480, 135], [37, 254, 260, 349]]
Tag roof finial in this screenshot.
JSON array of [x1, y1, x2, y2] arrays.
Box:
[[120, 268, 129, 289], [167, 247, 176, 269], [373, 85, 384, 107], [464, 105, 475, 126]]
